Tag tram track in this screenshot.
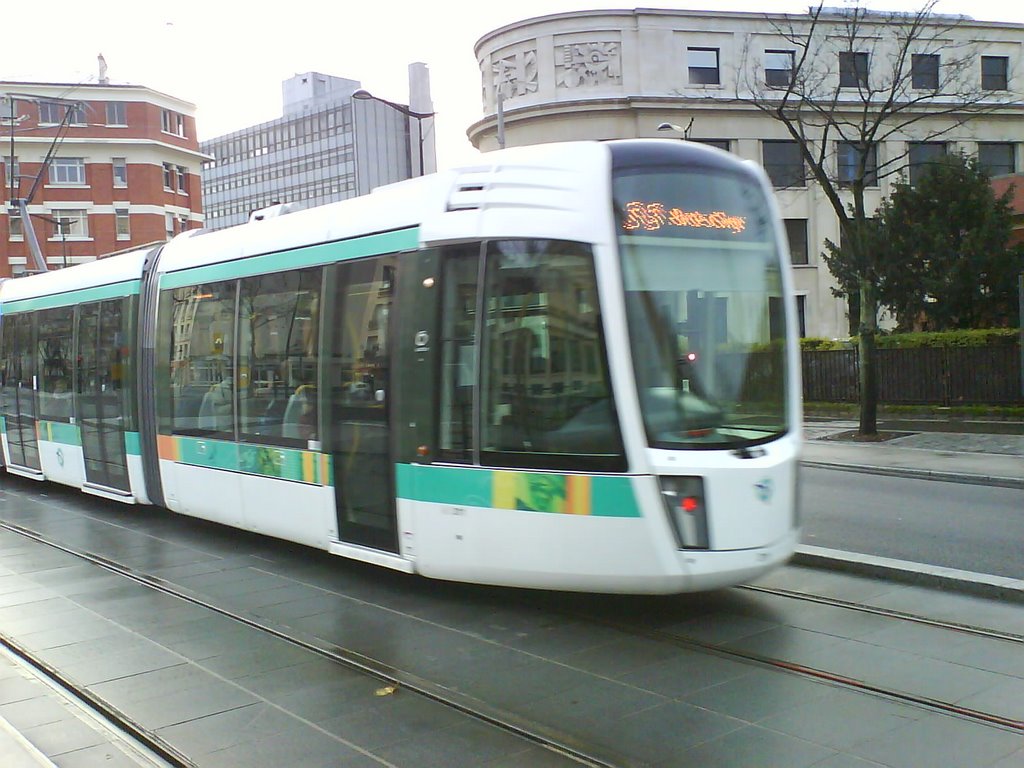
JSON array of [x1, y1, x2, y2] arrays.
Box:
[[738, 582, 1024, 645], [0, 519, 637, 768], [0, 630, 184, 767], [541, 583, 1024, 735], [3, 481, 1024, 766]]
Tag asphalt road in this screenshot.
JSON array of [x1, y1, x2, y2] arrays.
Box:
[[800, 466, 1024, 580]]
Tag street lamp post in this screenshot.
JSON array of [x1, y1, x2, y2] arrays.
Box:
[[351, 89, 435, 177], [657, 119, 694, 140]]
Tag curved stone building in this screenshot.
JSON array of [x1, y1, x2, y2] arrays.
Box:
[[469, 8, 1024, 338]]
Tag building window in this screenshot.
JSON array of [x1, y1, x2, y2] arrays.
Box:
[[977, 142, 1016, 177], [176, 165, 188, 194], [911, 54, 939, 90], [687, 48, 720, 85], [7, 208, 23, 240], [50, 210, 88, 238], [112, 157, 128, 187], [67, 103, 86, 125], [839, 51, 869, 88], [982, 56, 1009, 90], [693, 139, 731, 152], [115, 207, 130, 239], [165, 212, 175, 239], [49, 157, 86, 185], [38, 101, 63, 124], [762, 140, 805, 188], [784, 219, 809, 265], [765, 50, 795, 87], [795, 295, 807, 338], [4, 157, 17, 188], [908, 142, 947, 185], [106, 102, 126, 126], [163, 163, 174, 190], [161, 109, 186, 137], [837, 141, 879, 186]]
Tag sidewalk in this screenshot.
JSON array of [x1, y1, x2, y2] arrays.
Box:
[[802, 420, 1024, 489], [797, 419, 1024, 601]]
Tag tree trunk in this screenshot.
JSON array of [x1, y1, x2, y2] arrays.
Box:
[[857, 278, 878, 435]]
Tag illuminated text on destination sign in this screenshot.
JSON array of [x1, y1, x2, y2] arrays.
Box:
[[623, 201, 747, 234]]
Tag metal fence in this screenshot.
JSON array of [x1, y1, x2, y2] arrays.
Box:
[[801, 346, 1024, 405]]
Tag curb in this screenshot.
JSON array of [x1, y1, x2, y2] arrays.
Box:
[[799, 459, 1024, 490], [793, 545, 1024, 605]]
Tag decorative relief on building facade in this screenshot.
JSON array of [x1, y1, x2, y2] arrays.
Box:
[[557, 42, 622, 88], [492, 48, 539, 100]]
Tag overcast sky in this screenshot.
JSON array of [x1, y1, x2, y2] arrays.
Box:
[[6, 1, 1023, 168]]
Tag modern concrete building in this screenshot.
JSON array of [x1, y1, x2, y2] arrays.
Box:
[[469, 8, 1024, 338], [200, 65, 436, 230], [1, 78, 205, 277]]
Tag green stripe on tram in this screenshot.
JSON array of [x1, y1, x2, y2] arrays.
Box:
[[159, 228, 420, 289], [171, 436, 326, 484], [2, 280, 140, 313], [40, 421, 82, 446], [124, 432, 141, 456], [395, 464, 643, 518]]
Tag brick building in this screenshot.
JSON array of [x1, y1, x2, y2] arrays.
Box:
[[1, 80, 206, 277], [992, 175, 1024, 247]]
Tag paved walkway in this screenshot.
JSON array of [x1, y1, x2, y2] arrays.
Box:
[[798, 419, 1024, 602], [802, 420, 1024, 488]]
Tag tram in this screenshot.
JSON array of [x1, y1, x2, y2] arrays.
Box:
[[0, 140, 801, 593]]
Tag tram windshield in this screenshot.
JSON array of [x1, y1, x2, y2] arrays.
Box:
[[614, 163, 790, 449]]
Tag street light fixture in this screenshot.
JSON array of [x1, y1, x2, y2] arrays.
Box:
[[657, 118, 694, 139], [351, 89, 435, 177]]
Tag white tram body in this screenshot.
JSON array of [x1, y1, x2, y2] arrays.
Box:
[[1, 140, 801, 593]]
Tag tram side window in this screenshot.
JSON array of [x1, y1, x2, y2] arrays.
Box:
[[78, 298, 135, 431], [237, 268, 321, 445], [167, 281, 237, 436], [479, 240, 624, 471], [438, 247, 480, 461], [0, 315, 19, 416], [37, 307, 74, 422]]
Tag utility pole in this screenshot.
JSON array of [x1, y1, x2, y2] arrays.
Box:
[[4, 92, 82, 273]]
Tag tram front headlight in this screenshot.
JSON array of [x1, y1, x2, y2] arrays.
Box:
[[659, 476, 710, 550]]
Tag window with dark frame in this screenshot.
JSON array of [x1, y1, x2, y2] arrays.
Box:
[[692, 139, 731, 152], [839, 51, 869, 88], [912, 54, 939, 90], [764, 50, 795, 87], [908, 142, 947, 185], [687, 47, 720, 85], [981, 56, 1008, 90], [837, 141, 879, 187], [762, 140, 805, 188], [977, 143, 1016, 177], [784, 219, 809, 265]]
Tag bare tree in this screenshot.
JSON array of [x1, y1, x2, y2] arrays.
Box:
[[736, 1, 1015, 434]]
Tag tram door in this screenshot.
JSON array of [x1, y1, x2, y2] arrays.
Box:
[[78, 300, 130, 493], [324, 256, 399, 553], [1, 313, 41, 471]]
